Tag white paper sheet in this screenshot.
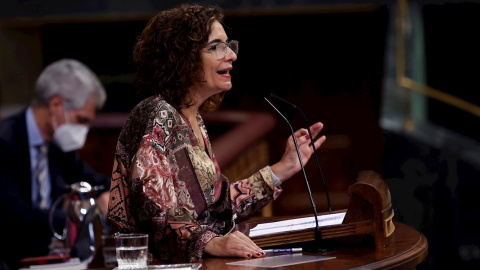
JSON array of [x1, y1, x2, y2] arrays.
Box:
[[225, 254, 335, 268], [249, 212, 346, 237]]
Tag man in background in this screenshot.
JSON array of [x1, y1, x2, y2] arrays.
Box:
[[0, 59, 111, 269]]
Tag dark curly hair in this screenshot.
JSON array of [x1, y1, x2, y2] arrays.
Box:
[[133, 4, 225, 112]]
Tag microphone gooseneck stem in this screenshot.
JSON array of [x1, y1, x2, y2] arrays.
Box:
[[264, 97, 320, 238], [271, 93, 332, 212]]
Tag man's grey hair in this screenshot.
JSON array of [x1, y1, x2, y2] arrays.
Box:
[[32, 59, 106, 110]]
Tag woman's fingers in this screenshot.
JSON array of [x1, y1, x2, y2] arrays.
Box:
[[313, 135, 327, 150], [292, 122, 324, 144], [204, 231, 266, 258], [309, 122, 324, 137], [270, 121, 326, 183], [230, 232, 265, 257], [293, 128, 308, 138]]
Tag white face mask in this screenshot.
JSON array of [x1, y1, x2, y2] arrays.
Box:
[[52, 108, 89, 152]]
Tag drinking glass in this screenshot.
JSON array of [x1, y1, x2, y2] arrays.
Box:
[[115, 233, 148, 269]]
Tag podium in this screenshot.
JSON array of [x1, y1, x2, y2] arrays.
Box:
[[200, 222, 427, 270], [239, 171, 397, 250], [85, 171, 428, 270]]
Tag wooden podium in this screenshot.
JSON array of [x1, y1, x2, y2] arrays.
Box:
[[201, 222, 427, 270], [87, 171, 428, 270], [240, 171, 397, 250]]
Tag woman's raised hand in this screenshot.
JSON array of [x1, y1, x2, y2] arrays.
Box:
[[271, 122, 326, 182]]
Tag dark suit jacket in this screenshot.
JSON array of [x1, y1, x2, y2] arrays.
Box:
[[0, 109, 111, 270]]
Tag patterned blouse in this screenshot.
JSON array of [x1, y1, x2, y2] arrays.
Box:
[[106, 95, 282, 262]]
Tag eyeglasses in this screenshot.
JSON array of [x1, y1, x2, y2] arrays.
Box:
[[206, 40, 239, 59]]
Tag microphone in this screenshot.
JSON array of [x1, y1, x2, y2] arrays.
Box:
[[265, 97, 331, 253], [270, 93, 332, 212]]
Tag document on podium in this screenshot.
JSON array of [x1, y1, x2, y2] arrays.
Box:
[[226, 253, 335, 268], [249, 212, 346, 237]]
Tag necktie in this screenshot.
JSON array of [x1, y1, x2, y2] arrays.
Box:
[[35, 144, 48, 209]]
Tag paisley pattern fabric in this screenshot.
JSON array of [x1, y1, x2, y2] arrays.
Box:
[[106, 95, 282, 262]]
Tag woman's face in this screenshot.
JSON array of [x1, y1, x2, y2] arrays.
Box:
[[197, 20, 237, 98]]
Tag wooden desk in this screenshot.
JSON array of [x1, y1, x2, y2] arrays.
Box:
[[90, 222, 426, 270], [198, 222, 427, 270]]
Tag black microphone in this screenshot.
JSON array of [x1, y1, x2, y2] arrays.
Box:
[[270, 93, 332, 212], [265, 97, 331, 253]]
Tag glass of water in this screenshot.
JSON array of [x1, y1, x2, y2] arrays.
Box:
[[115, 233, 149, 269]]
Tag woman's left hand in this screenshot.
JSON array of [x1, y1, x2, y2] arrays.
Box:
[[204, 231, 266, 258], [271, 122, 326, 182]]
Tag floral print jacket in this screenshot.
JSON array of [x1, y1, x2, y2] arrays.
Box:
[[106, 95, 281, 262]]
